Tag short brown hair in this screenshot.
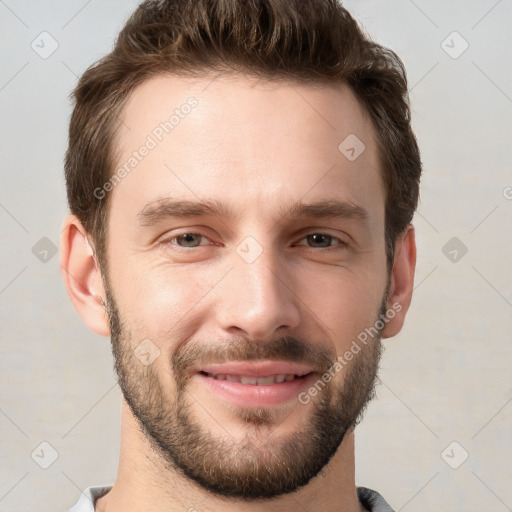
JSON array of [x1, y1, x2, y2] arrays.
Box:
[[64, 0, 421, 273]]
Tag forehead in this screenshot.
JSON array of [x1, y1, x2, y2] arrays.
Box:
[[109, 73, 384, 229]]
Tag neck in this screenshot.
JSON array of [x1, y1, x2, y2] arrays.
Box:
[[95, 399, 366, 512]]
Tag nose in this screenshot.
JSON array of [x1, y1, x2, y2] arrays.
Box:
[[215, 245, 301, 341]]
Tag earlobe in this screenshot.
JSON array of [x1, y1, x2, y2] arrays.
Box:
[[60, 215, 110, 337], [381, 224, 417, 339]]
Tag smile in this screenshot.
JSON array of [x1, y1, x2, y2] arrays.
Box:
[[200, 372, 306, 385]]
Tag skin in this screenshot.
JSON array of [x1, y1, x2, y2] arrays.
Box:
[[61, 73, 416, 512]]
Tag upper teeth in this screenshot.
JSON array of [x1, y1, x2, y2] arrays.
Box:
[[206, 373, 297, 385]]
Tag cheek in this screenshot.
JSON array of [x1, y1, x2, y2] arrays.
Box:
[[113, 262, 221, 340], [111, 246, 386, 353], [299, 266, 386, 347]]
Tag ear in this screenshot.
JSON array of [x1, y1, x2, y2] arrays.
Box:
[[60, 215, 110, 337], [381, 224, 417, 339]]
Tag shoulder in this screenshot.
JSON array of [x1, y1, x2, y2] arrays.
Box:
[[67, 484, 113, 512], [357, 486, 396, 512]]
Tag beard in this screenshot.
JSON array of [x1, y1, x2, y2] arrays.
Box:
[[102, 271, 387, 500]]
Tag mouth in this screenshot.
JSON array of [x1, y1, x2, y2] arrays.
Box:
[[199, 372, 308, 385], [194, 361, 316, 407]]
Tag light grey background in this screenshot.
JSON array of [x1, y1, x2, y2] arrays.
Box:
[[1, 1, 511, 511]]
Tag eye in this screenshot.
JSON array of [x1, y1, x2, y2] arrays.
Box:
[[160, 231, 349, 252], [296, 233, 348, 249], [167, 232, 211, 249]]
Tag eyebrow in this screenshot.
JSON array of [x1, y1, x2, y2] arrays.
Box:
[[137, 197, 369, 227]]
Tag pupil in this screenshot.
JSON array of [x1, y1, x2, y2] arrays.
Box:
[[180, 234, 198, 247], [310, 234, 330, 247]]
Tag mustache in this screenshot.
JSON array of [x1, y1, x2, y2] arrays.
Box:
[[172, 335, 336, 384]]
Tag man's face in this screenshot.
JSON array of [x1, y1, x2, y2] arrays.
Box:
[[101, 74, 389, 499]]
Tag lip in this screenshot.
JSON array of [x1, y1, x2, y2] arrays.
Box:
[[195, 361, 317, 407]]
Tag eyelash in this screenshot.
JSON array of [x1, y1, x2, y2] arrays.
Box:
[[161, 231, 349, 251]]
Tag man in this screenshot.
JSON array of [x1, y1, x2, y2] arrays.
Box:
[[61, 0, 420, 510]]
